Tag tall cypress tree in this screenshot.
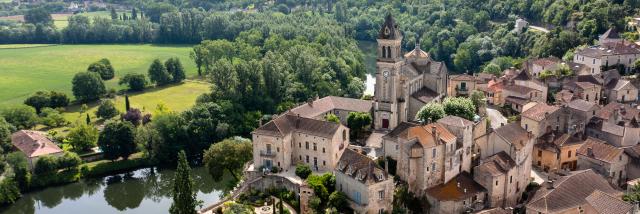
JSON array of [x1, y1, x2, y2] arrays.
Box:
[[131, 8, 137, 20], [170, 151, 198, 214], [125, 95, 130, 111], [86, 114, 91, 124], [110, 8, 117, 20]]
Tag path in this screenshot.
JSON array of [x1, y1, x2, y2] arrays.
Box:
[[529, 25, 550, 33], [486, 106, 507, 129]]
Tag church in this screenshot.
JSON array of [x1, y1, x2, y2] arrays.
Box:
[[373, 14, 449, 130]]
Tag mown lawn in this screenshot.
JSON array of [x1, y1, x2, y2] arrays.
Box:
[[0, 44, 197, 105], [61, 80, 210, 125]]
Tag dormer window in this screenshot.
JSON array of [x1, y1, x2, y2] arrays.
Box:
[[346, 165, 356, 176], [356, 169, 367, 181]]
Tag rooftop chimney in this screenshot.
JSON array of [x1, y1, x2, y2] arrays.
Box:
[[296, 114, 301, 128], [587, 147, 594, 157]]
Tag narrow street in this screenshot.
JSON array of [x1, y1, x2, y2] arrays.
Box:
[[486, 106, 508, 129]]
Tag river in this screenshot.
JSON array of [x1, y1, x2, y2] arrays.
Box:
[[0, 167, 230, 214]]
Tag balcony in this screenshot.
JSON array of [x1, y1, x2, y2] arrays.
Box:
[[260, 150, 276, 157], [455, 86, 469, 95]]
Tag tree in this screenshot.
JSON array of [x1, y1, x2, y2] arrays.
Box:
[[49, 91, 70, 108], [24, 91, 51, 114], [131, 8, 138, 20], [328, 191, 348, 211], [110, 7, 118, 20], [122, 108, 143, 126], [443, 97, 476, 121], [169, 151, 199, 214], [624, 184, 640, 203], [203, 138, 252, 181], [34, 155, 58, 175], [119, 73, 147, 91], [1, 105, 38, 129], [295, 164, 312, 179], [125, 95, 131, 111], [148, 59, 172, 86], [0, 117, 13, 153], [416, 103, 446, 123], [347, 112, 371, 139], [96, 100, 119, 119], [86, 113, 91, 124], [470, 90, 486, 111], [40, 108, 67, 127], [6, 152, 30, 190], [72, 72, 106, 102], [25, 7, 52, 25], [57, 152, 82, 170], [88, 59, 115, 80], [324, 113, 340, 124], [165, 58, 186, 83], [67, 123, 99, 152], [98, 121, 137, 160]]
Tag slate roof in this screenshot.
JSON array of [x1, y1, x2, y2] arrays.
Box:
[[526, 169, 622, 213], [476, 151, 516, 176], [522, 102, 560, 122], [601, 28, 621, 40], [336, 149, 389, 185], [425, 172, 486, 201], [502, 84, 538, 96], [493, 123, 530, 150], [404, 44, 429, 59], [577, 137, 624, 163], [596, 102, 640, 122], [555, 89, 575, 104], [11, 130, 63, 158], [437, 115, 473, 128], [411, 87, 439, 104], [567, 99, 597, 112], [531, 57, 561, 67], [505, 96, 530, 106], [450, 74, 474, 81], [584, 190, 633, 214], [577, 43, 640, 58], [253, 113, 342, 138], [378, 14, 401, 40], [606, 79, 634, 91], [383, 122, 419, 139], [289, 96, 372, 119]]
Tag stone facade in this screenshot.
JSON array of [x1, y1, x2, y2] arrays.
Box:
[[577, 138, 629, 186]]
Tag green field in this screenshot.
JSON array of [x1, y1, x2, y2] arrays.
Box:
[[53, 11, 131, 28], [0, 44, 197, 105], [61, 81, 210, 124]]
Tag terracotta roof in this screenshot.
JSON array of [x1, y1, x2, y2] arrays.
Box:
[[531, 57, 560, 67], [476, 151, 515, 176], [11, 130, 63, 158], [406, 123, 457, 147], [253, 113, 342, 138], [606, 79, 634, 91], [596, 102, 640, 122], [289, 96, 372, 119], [574, 81, 598, 90], [522, 102, 560, 122], [577, 137, 624, 163], [502, 84, 537, 96], [426, 172, 486, 201], [505, 96, 530, 106], [585, 190, 633, 214], [474, 208, 510, 214], [577, 43, 640, 58], [336, 149, 389, 185], [437, 115, 473, 128], [450, 74, 474, 81], [567, 99, 598, 112], [404, 45, 429, 59], [576, 74, 604, 85], [411, 87, 439, 104], [493, 123, 530, 150], [535, 132, 585, 153], [526, 170, 622, 213], [474, 73, 495, 84], [383, 122, 418, 139], [555, 89, 575, 104]]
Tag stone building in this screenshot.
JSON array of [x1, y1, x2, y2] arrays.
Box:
[[526, 57, 561, 77], [520, 102, 564, 138], [251, 113, 349, 172], [11, 130, 64, 169], [473, 151, 519, 208], [533, 132, 585, 172], [573, 41, 640, 74], [526, 169, 632, 214], [425, 172, 487, 214], [335, 149, 394, 214], [289, 96, 373, 125], [587, 102, 640, 147], [373, 14, 448, 130], [577, 137, 629, 186], [448, 74, 475, 97], [562, 81, 602, 104], [604, 78, 638, 104]]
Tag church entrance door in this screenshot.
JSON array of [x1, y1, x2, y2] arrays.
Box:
[[382, 119, 389, 129]]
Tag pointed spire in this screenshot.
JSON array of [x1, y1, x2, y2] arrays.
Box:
[[415, 35, 421, 51]]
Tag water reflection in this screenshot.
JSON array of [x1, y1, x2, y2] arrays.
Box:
[[0, 167, 230, 214]]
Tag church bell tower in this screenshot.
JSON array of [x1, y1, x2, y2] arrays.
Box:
[[374, 14, 403, 130]]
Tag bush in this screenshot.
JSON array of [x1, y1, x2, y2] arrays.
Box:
[[0, 179, 21, 205], [1, 105, 38, 129], [6, 152, 31, 190], [119, 73, 147, 91], [295, 164, 312, 179], [39, 108, 67, 127], [328, 191, 348, 211], [96, 100, 119, 119], [81, 155, 148, 177], [87, 59, 115, 80], [34, 155, 59, 175], [72, 72, 106, 102], [58, 152, 82, 170], [416, 103, 445, 123], [122, 108, 142, 126], [67, 123, 99, 152]]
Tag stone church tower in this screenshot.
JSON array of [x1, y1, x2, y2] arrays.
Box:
[[374, 14, 449, 131]]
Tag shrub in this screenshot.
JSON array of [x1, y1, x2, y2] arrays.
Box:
[[1, 105, 38, 129], [39, 108, 67, 127], [0, 179, 21, 205], [67, 123, 99, 152], [96, 100, 119, 119], [122, 108, 142, 126], [58, 152, 82, 170], [416, 103, 445, 123], [87, 59, 115, 80], [295, 164, 312, 179], [81, 155, 148, 177], [119, 73, 147, 91], [34, 155, 59, 175], [328, 191, 348, 211], [72, 72, 106, 102]]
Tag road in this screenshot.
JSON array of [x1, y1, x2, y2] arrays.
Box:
[[486, 106, 508, 129]]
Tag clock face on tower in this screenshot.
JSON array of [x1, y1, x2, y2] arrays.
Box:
[[383, 70, 390, 78]]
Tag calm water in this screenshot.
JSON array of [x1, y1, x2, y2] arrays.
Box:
[[0, 167, 230, 214]]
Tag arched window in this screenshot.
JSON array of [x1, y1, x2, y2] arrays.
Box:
[[386, 46, 392, 58], [381, 46, 386, 58]]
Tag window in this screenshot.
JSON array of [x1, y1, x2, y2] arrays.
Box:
[[323, 161, 326, 166], [277, 147, 280, 152], [395, 145, 399, 150], [432, 163, 436, 171], [322, 148, 325, 153], [620, 155, 622, 161], [299, 155, 302, 160], [305, 142, 309, 150], [382, 46, 386, 58], [432, 148, 437, 157], [313, 143, 317, 151], [538, 150, 542, 157], [343, 130, 347, 141], [568, 151, 572, 158], [510, 176, 513, 183], [525, 124, 528, 131], [495, 180, 499, 186], [267, 144, 272, 153], [299, 142, 301, 148], [378, 190, 385, 199], [378, 209, 384, 214], [306, 155, 309, 163]]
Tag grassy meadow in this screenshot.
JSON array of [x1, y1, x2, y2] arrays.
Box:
[[0, 44, 197, 105]]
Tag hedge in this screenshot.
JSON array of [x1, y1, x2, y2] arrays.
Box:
[[80, 155, 150, 177]]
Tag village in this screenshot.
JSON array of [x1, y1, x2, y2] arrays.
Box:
[[190, 15, 640, 214]]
